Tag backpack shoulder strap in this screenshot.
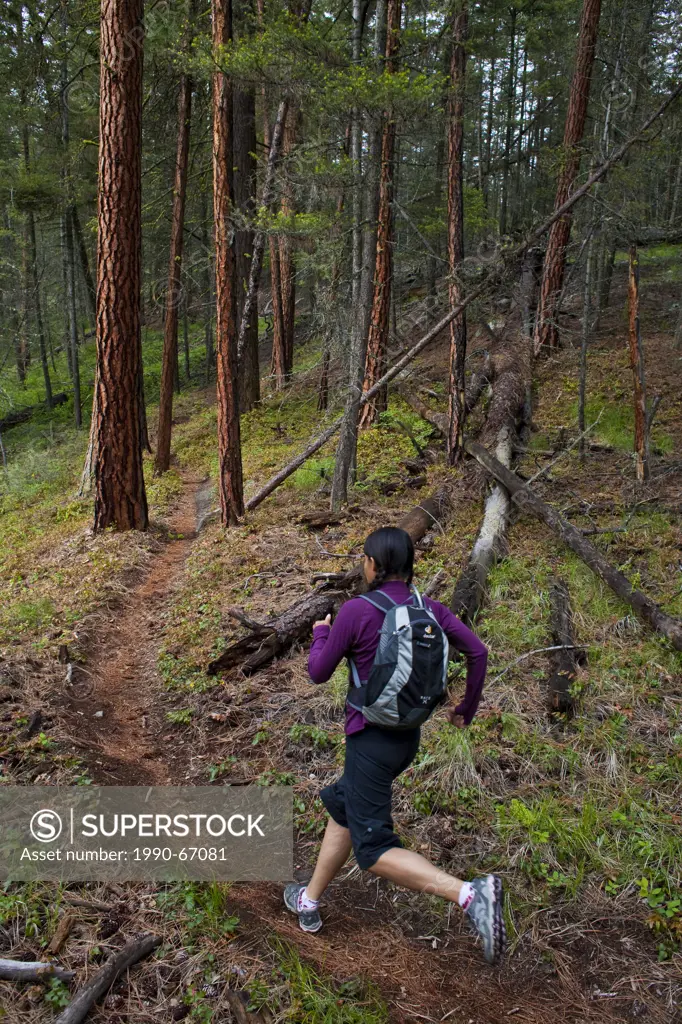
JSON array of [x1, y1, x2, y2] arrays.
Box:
[[348, 658, 363, 688], [358, 591, 398, 613]]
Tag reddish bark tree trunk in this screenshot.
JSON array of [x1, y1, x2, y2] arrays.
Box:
[[359, 0, 401, 430], [269, 233, 287, 387], [446, 0, 468, 464], [627, 245, 649, 481], [155, 70, 193, 474], [533, 0, 601, 354], [234, 85, 259, 411], [212, 0, 244, 525], [93, 0, 148, 532]]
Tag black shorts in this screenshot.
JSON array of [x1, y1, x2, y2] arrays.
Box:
[[320, 725, 420, 870]]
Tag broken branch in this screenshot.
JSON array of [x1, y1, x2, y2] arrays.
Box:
[[54, 933, 161, 1024], [0, 958, 75, 982], [208, 488, 452, 676]]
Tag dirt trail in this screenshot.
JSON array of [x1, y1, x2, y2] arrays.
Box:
[[62, 475, 203, 785], [55, 472, 660, 1024]]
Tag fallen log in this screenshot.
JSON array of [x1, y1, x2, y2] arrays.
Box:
[[54, 933, 161, 1024], [208, 488, 451, 676], [0, 958, 75, 982], [241, 84, 682, 514], [466, 439, 682, 651], [450, 425, 514, 625], [547, 579, 583, 715], [0, 392, 67, 432], [450, 340, 528, 624], [404, 341, 528, 625], [401, 367, 492, 439]]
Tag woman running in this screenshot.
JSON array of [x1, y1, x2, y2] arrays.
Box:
[[284, 526, 505, 965]]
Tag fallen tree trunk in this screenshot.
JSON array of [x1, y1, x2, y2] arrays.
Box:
[[0, 958, 75, 982], [466, 439, 682, 650], [208, 488, 451, 676], [402, 366, 491, 438], [450, 425, 514, 624], [450, 340, 528, 623], [241, 84, 682, 514], [0, 393, 67, 432], [54, 933, 161, 1024], [404, 342, 528, 625], [547, 579, 582, 715]]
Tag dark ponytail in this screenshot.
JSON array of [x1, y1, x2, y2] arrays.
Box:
[[363, 527, 414, 590]]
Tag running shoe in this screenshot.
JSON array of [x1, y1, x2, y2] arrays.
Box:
[[283, 883, 323, 934], [465, 874, 506, 964]]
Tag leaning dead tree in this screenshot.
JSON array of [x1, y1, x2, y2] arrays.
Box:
[[466, 440, 682, 651], [207, 488, 451, 676], [240, 82, 682, 515]]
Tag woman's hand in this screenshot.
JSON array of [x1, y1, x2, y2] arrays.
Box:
[[313, 613, 332, 630], [445, 707, 466, 728]]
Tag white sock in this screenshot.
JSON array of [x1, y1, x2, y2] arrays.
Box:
[[458, 882, 475, 911], [298, 887, 320, 911]]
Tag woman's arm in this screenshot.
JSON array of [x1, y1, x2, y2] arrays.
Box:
[[428, 601, 488, 724], [308, 600, 358, 683]]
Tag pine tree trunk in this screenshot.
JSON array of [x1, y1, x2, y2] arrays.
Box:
[[93, 0, 148, 532], [628, 246, 649, 482], [27, 212, 53, 409], [279, 110, 297, 379], [330, 5, 382, 508], [483, 55, 495, 207], [578, 226, 596, 450], [64, 209, 82, 427], [201, 186, 214, 383], [20, 215, 32, 382], [669, 146, 682, 226], [264, 98, 287, 391], [70, 206, 97, 323], [533, 0, 602, 355], [350, 0, 364, 323], [155, 69, 193, 474], [234, 85, 259, 411], [183, 291, 191, 379], [60, 3, 84, 435], [358, 0, 401, 431], [269, 233, 286, 387], [498, 8, 517, 237], [512, 46, 528, 227], [446, 0, 468, 464], [212, 0, 244, 525]]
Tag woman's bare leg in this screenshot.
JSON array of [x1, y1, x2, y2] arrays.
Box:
[[369, 848, 463, 902], [305, 818, 353, 901]]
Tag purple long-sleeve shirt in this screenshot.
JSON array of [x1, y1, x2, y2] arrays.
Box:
[[308, 580, 488, 734]]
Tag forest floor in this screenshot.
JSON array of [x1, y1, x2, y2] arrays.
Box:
[[0, 248, 681, 1023]]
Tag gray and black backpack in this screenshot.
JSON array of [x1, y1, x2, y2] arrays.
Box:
[[347, 588, 449, 730]]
